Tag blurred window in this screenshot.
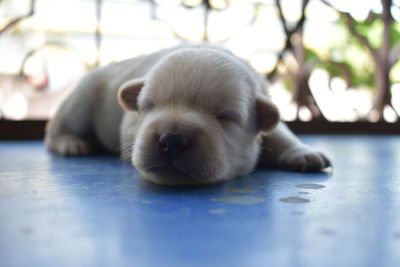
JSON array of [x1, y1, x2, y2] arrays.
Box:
[[0, 0, 399, 122]]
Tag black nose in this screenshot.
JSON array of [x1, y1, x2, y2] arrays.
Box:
[[158, 133, 189, 159]]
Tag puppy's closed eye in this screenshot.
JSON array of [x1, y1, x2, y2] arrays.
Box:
[[216, 110, 242, 125], [139, 100, 155, 113]]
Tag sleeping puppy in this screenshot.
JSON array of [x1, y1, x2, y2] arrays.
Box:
[[45, 45, 331, 185]]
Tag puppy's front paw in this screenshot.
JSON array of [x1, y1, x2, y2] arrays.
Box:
[[278, 146, 331, 172], [46, 134, 91, 156]]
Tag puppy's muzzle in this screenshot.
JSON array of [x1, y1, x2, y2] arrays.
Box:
[[158, 133, 189, 159]]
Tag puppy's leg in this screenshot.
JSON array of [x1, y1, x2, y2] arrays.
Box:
[[258, 122, 331, 171], [45, 76, 97, 156]]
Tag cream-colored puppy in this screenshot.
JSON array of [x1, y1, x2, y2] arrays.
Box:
[[45, 45, 331, 185]]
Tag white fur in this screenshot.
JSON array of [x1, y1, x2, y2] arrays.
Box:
[[45, 45, 331, 185]]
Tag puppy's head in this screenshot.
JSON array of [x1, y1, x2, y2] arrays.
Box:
[[118, 48, 279, 185]]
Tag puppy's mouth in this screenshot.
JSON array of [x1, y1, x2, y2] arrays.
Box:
[[140, 161, 201, 182]]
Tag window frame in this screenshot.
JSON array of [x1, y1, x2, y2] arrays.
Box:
[[1, 119, 399, 140]]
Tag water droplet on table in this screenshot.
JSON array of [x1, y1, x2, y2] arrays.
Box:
[[228, 188, 254, 193], [295, 184, 326, 190], [298, 191, 310, 195], [211, 196, 265, 205], [209, 209, 226, 214], [291, 211, 304, 215], [279, 196, 310, 204], [320, 228, 336, 236], [394, 232, 400, 240]]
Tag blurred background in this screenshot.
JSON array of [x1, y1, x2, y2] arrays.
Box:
[[0, 0, 399, 125]]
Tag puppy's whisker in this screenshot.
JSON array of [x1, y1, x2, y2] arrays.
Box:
[[117, 141, 134, 152], [118, 141, 134, 151], [118, 141, 135, 162]]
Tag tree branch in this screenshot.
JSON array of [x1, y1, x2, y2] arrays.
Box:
[[320, 0, 379, 63], [327, 61, 353, 89], [380, 0, 392, 62], [275, 0, 308, 37], [0, 0, 35, 35], [275, 0, 289, 36], [267, 0, 309, 81], [342, 13, 379, 61], [292, 0, 309, 35]]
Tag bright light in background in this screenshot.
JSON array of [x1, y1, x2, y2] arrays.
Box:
[[225, 3, 284, 58], [299, 106, 313, 121], [182, 0, 203, 7], [250, 52, 278, 73], [166, 6, 205, 41], [29, 0, 97, 33], [324, 0, 382, 20], [154, 0, 181, 5], [210, 0, 229, 10], [309, 69, 373, 121], [304, 0, 341, 52], [269, 82, 298, 121], [23, 46, 86, 91], [280, 0, 302, 22], [391, 83, 400, 114], [2, 91, 28, 120], [0, 0, 396, 121], [208, 1, 254, 42], [384, 106, 398, 123]]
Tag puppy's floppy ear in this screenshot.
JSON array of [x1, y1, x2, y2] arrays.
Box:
[[255, 95, 280, 133], [117, 78, 145, 111]]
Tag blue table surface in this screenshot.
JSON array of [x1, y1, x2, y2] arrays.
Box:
[[0, 136, 399, 267]]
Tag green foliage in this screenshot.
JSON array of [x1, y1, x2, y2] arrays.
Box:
[[304, 48, 318, 62], [308, 12, 388, 90], [281, 74, 294, 92], [353, 13, 382, 49], [280, 3, 400, 92], [391, 21, 400, 47], [316, 59, 374, 89], [391, 61, 400, 83], [351, 14, 400, 49]]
